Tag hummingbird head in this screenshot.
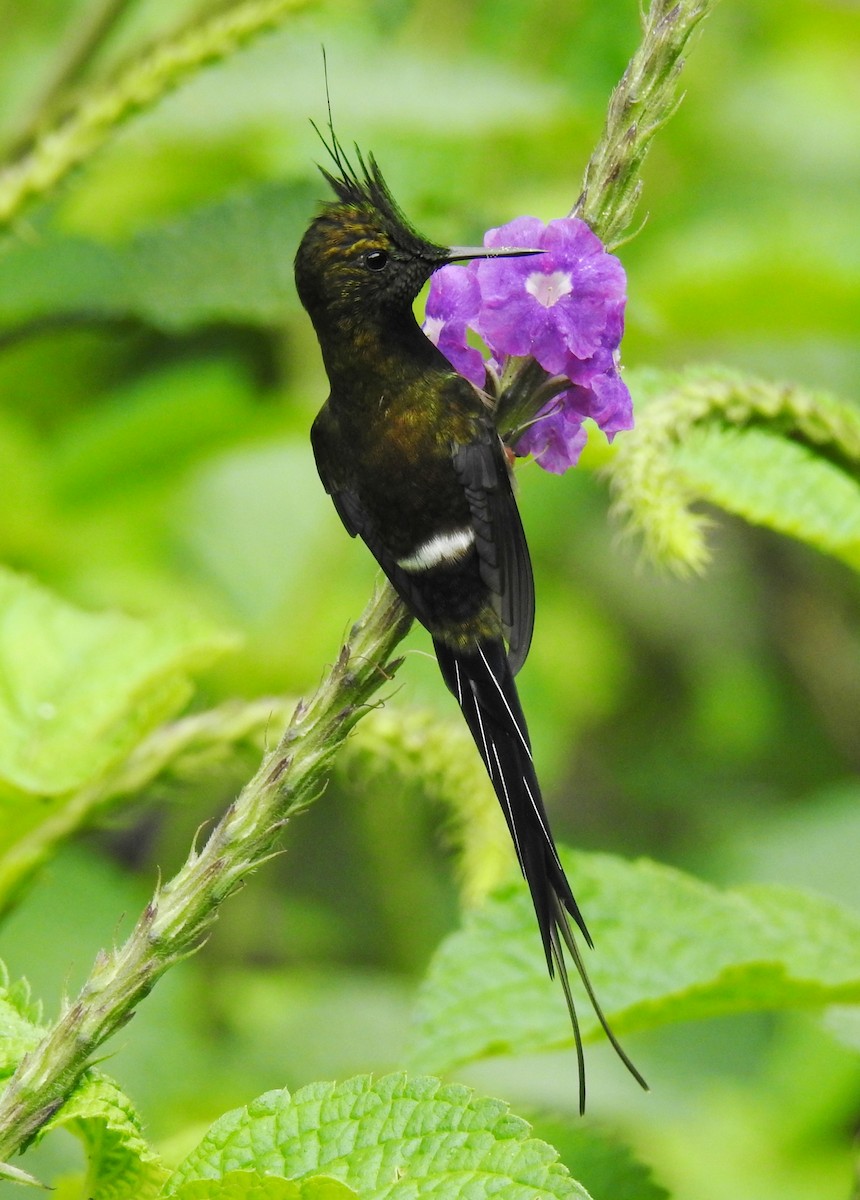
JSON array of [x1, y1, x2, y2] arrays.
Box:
[[294, 138, 451, 327], [295, 130, 540, 333]]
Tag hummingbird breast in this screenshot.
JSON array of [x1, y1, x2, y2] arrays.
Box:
[[320, 367, 503, 646]]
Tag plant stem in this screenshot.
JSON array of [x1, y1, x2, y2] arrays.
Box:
[[0, 583, 412, 1162], [0, 697, 296, 919], [573, 0, 713, 248], [496, 0, 714, 443], [4, 0, 140, 159], [0, 0, 310, 230]]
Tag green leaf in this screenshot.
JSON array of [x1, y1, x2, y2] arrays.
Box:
[[407, 852, 860, 1074], [50, 359, 263, 505], [0, 567, 229, 797], [166, 1074, 592, 1199], [528, 1121, 669, 1200], [45, 1074, 169, 1199], [0, 181, 317, 334], [0, 567, 233, 910], [0, 967, 166, 1198], [673, 424, 860, 569], [169, 1171, 359, 1199], [610, 366, 860, 574]]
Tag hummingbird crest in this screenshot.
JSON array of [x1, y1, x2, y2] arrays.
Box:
[[296, 78, 539, 334], [294, 109, 452, 339], [312, 122, 443, 265]]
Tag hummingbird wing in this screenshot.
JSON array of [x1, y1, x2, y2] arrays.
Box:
[[313, 402, 534, 671], [451, 426, 534, 674], [310, 404, 361, 537], [311, 403, 454, 631]]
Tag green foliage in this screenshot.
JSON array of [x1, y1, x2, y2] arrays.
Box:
[[343, 707, 511, 908], [527, 1123, 669, 1200], [0, 969, 167, 1197], [0, 567, 227, 798], [0, 0, 312, 228], [169, 1175, 359, 1199], [0, 0, 857, 1197], [166, 1074, 592, 1199], [0, 183, 317, 334], [44, 1075, 169, 1199], [0, 566, 232, 911], [610, 366, 860, 573], [0, 970, 42, 1072], [408, 852, 860, 1074]]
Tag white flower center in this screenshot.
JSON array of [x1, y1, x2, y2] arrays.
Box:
[[423, 315, 444, 344], [525, 270, 573, 308]]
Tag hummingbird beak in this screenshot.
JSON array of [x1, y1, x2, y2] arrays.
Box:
[[443, 246, 544, 263]]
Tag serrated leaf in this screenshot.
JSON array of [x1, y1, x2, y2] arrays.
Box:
[[0, 567, 230, 798], [170, 1171, 359, 1199], [407, 852, 860, 1074], [673, 424, 860, 568], [0, 181, 317, 333], [45, 1074, 168, 1199], [0, 568, 233, 911], [166, 1074, 592, 1199], [529, 1121, 669, 1200], [0, 969, 165, 1198]]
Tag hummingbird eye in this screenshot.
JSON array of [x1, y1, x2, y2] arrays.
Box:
[[364, 249, 389, 272]]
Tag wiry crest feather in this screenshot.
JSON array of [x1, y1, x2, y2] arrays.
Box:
[[310, 76, 444, 260]]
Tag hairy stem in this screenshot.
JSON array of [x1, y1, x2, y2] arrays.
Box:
[[497, 0, 714, 446], [573, 0, 713, 248], [0, 0, 310, 230], [609, 365, 860, 572], [0, 584, 411, 1162], [4, 0, 140, 159]]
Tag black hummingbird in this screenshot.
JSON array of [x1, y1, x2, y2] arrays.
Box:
[[294, 129, 646, 1110]]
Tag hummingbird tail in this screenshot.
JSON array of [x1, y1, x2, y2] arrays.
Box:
[[433, 636, 647, 1112]]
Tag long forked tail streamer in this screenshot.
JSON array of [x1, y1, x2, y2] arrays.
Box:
[[434, 635, 648, 1111]]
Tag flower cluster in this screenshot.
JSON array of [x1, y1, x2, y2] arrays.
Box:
[[423, 215, 633, 474]]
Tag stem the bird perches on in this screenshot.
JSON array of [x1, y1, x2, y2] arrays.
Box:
[[0, 586, 412, 1163]]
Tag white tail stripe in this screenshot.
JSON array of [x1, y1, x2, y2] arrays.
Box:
[[491, 741, 524, 869], [477, 644, 533, 761], [453, 658, 464, 706], [471, 688, 492, 776], [522, 773, 556, 857], [397, 528, 474, 572]]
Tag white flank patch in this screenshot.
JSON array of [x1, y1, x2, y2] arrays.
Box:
[[397, 528, 475, 572]]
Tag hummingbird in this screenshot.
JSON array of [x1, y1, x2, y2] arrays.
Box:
[[294, 128, 646, 1110]]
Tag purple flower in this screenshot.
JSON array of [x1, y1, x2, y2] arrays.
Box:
[[423, 265, 486, 387], [475, 217, 627, 375], [517, 371, 633, 474], [423, 214, 633, 473], [516, 400, 590, 475]]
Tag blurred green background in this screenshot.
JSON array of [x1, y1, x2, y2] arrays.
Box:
[[0, 0, 858, 1196]]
